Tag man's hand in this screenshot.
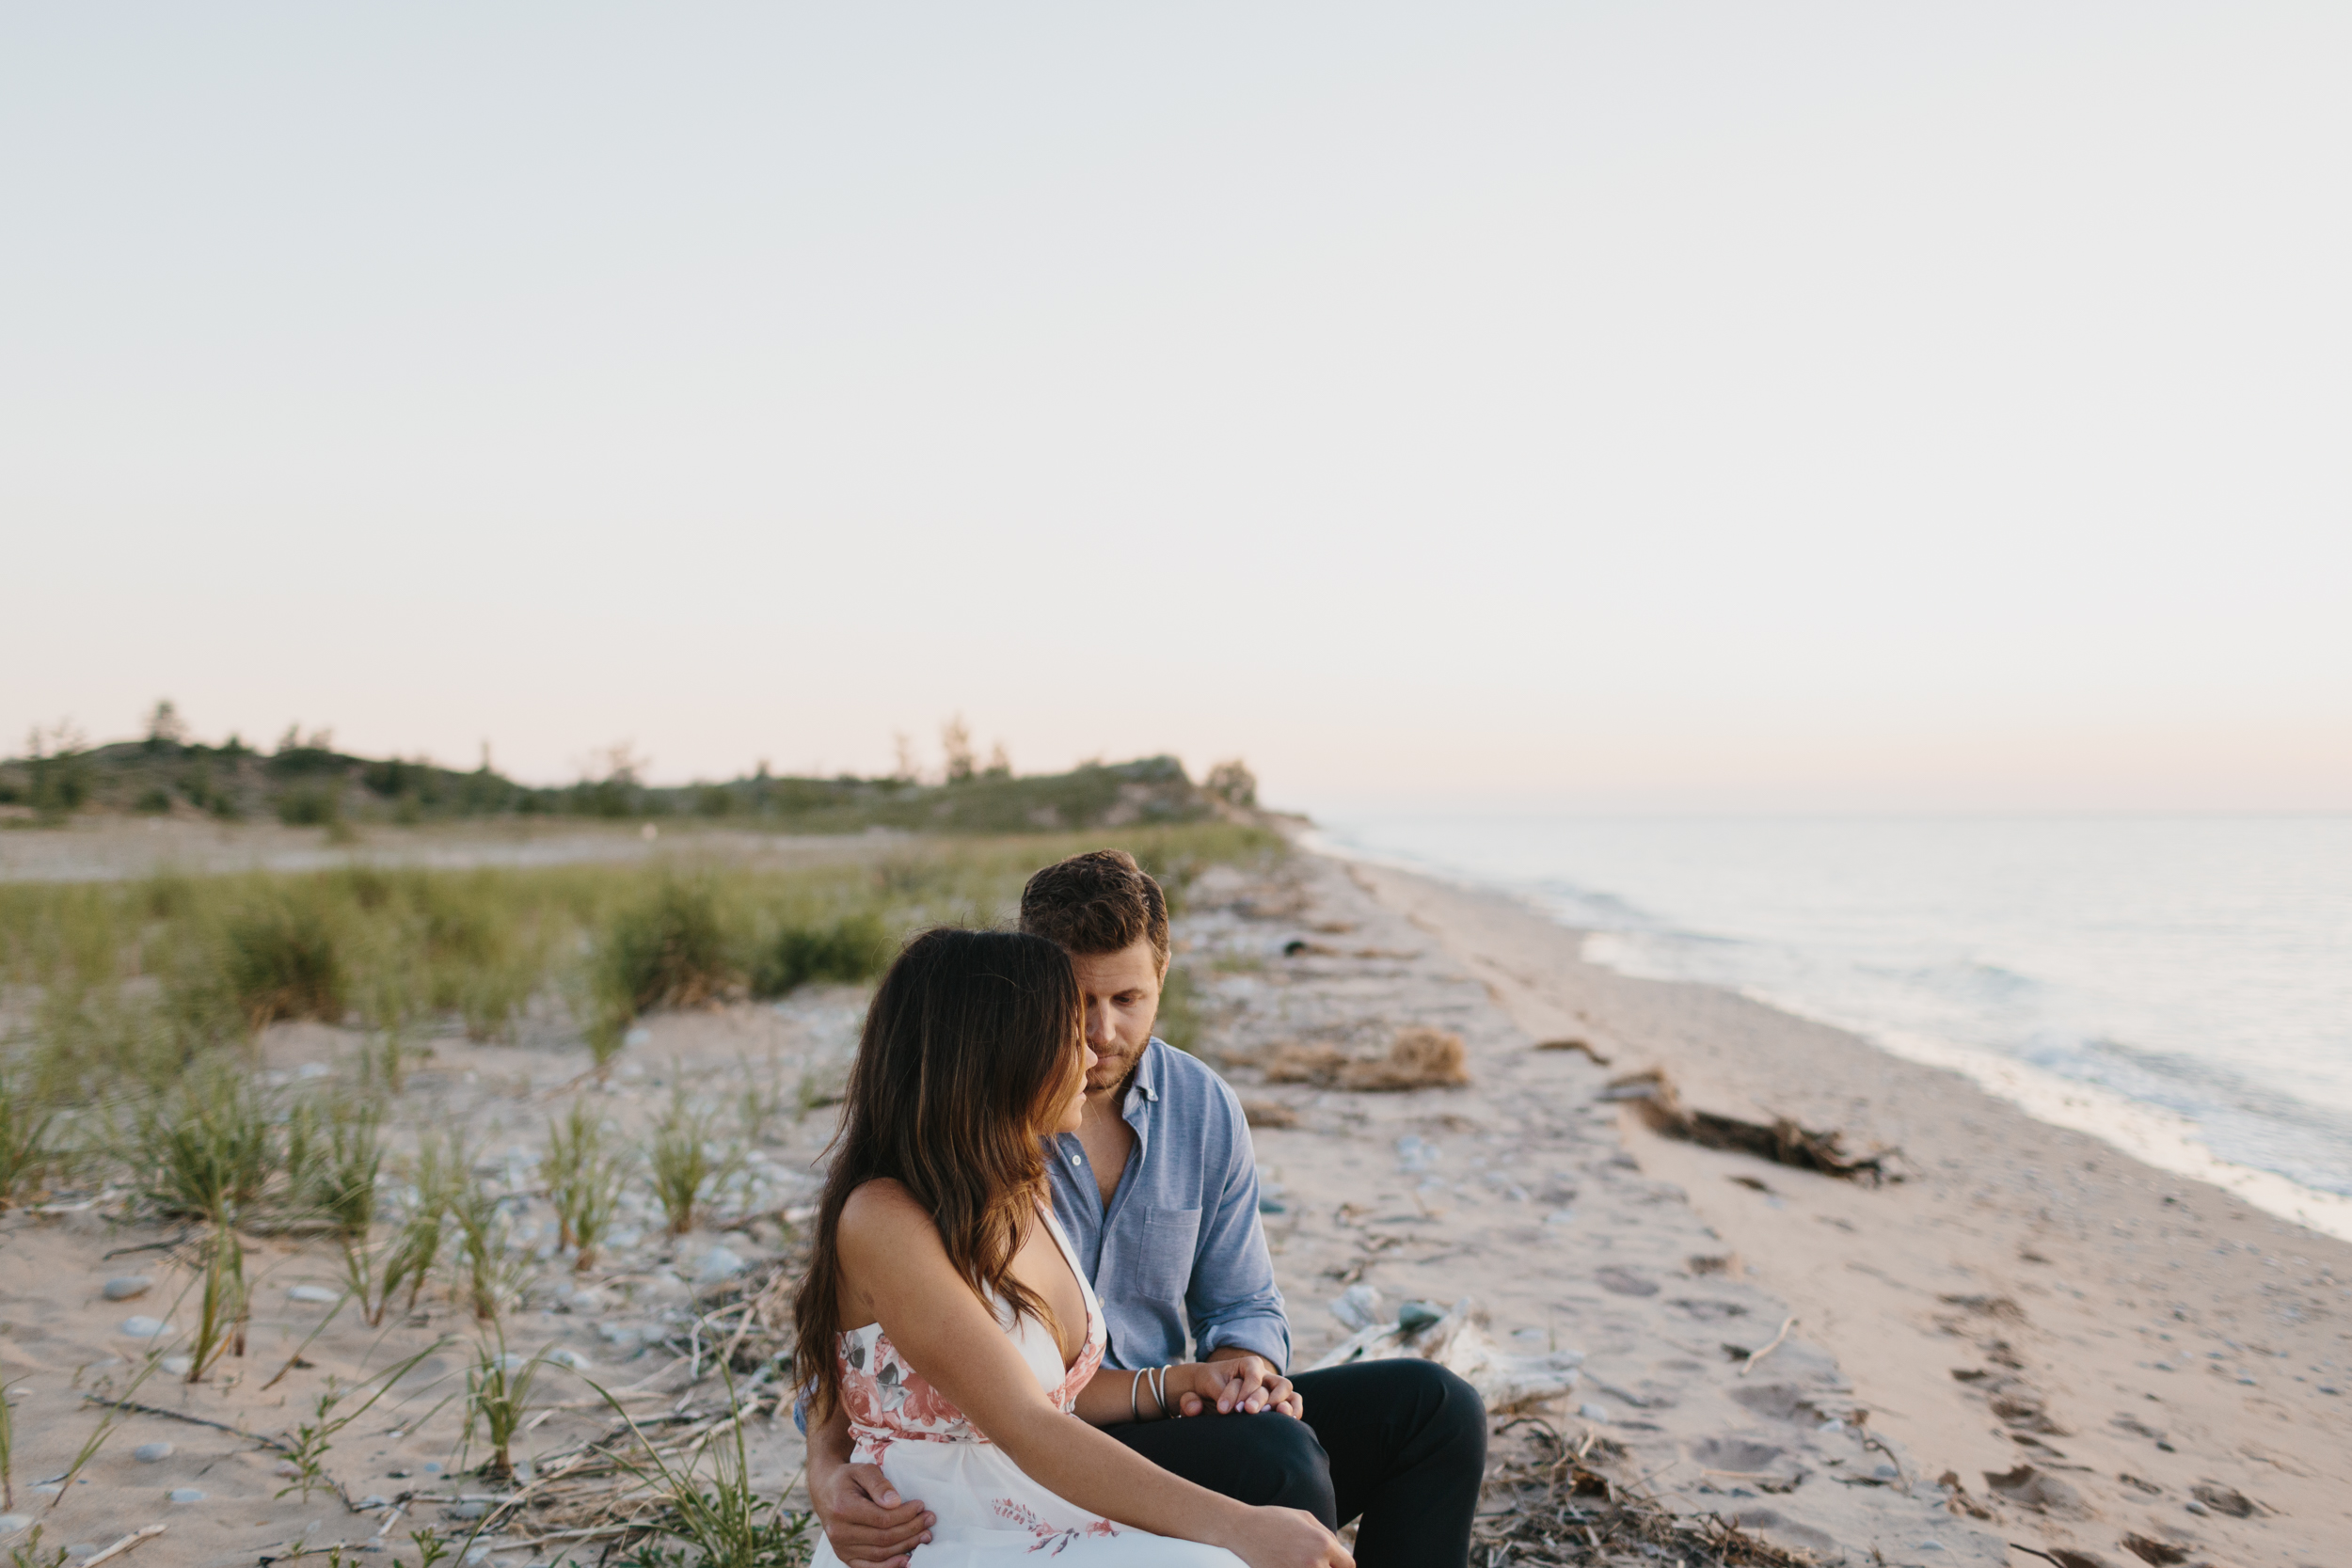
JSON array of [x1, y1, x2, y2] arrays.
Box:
[[1182, 1350, 1302, 1418], [812, 1460, 933, 1568]]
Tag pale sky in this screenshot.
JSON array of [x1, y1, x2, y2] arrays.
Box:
[[5, 4, 2346, 813]]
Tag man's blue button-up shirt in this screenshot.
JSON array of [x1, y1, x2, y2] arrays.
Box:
[[1045, 1037, 1292, 1373]]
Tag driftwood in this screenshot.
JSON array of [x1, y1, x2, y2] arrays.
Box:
[[1600, 1069, 1903, 1185], [1534, 1036, 1613, 1065], [1264, 1028, 1470, 1092]]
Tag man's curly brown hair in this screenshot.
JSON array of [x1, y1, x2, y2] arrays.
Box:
[[1017, 848, 1169, 970]]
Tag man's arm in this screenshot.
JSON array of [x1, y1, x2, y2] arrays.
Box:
[[1184, 1079, 1292, 1370], [806, 1397, 933, 1568]]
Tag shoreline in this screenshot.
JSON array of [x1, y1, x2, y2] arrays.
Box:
[[1301, 827, 2352, 1247], [1311, 847, 2351, 1566]]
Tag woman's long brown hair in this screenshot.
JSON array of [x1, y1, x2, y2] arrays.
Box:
[[793, 927, 1083, 1424]]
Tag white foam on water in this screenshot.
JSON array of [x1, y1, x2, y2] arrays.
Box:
[[1584, 932, 2352, 1243], [1311, 814, 2352, 1243]]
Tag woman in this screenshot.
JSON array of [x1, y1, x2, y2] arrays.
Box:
[[795, 929, 1352, 1568]]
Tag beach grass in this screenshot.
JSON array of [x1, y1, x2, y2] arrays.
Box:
[[0, 824, 1283, 1247], [647, 1085, 738, 1237], [545, 1097, 629, 1271]]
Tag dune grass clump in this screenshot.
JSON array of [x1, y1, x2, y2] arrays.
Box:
[[186, 1222, 251, 1381], [221, 893, 346, 1029], [464, 1331, 547, 1481], [647, 1088, 739, 1236], [583, 878, 736, 1069], [136, 1064, 276, 1221], [544, 1099, 628, 1271], [0, 1072, 55, 1208], [592, 879, 734, 1028], [372, 1135, 464, 1323], [748, 911, 893, 999], [452, 1171, 534, 1323], [590, 1364, 813, 1567], [0, 1370, 18, 1510]]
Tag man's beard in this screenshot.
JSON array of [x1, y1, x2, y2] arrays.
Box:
[[1084, 1048, 1144, 1098]]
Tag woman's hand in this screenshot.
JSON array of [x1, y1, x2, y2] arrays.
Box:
[[1168, 1355, 1302, 1418], [1216, 1504, 1354, 1568]]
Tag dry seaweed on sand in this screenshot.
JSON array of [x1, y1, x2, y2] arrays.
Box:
[[1475, 1420, 1825, 1567], [1599, 1069, 1904, 1186], [1263, 1027, 1471, 1091]]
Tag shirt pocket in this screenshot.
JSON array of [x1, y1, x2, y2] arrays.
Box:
[[1131, 1206, 1201, 1300]]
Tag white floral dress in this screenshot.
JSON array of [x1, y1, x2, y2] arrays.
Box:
[[810, 1207, 1242, 1566]]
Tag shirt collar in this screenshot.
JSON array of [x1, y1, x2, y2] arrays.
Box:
[[1122, 1037, 1166, 1129]]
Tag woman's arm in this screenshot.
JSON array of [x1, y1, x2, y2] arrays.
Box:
[[839, 1182, 1347, 1568]]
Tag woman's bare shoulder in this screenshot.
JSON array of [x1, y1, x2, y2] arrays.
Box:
[[837, 1179, 935, 1246]]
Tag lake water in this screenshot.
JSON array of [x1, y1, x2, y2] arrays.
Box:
[[1311, 813, 2352, 1235]]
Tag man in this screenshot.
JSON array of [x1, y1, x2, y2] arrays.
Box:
[[807, 849, 1487, 1568]]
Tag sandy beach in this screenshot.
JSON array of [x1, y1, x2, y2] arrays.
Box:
[[2, 829, 2344, 1567]]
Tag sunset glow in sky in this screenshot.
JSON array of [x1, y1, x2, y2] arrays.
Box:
[[6, 5, 2346, 812]]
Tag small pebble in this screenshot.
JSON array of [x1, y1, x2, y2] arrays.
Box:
[[464, 1548, 492, 1565], [160, 1355, 193, 1377], [1872, 1463, 1899, 1480], [446, 1500, 489, 1519], [1577, 1402, 1611, 1421], [2320, 1385, 2341, 1395], [693, 1243, 746, 1284], [133, 1441, 174, 1463], [103, 1275, 152, 1301], [167, 1488, 206, 1503], [423, 1461, 443, 1474], [0, 1516, 28, 1536], [119, 1316, 169, 1339], [288, 1284, 340, 1304], [2185, 1499, 2209, 1515], [1918, 1543, 1944, 1554]]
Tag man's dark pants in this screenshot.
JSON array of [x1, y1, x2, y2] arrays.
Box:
[[1105, 1360, 1486, 1568]]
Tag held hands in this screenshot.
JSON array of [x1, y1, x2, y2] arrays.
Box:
[[812, 1460, 935, 1568], [1164, 1355, 1303, 1419]]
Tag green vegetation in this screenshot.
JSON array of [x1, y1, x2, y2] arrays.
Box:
[[452, 1172, 532, 1323], [544, 1099, 629, 1271], [377, 1134, 464, 1323], [0, 703, 1228, 836], [647, 1086, 739, 1236], [0, 1371, 17, 1510], [278, 1339, 446, 1501], [749, 911, 892, 999], [0, 822, 1278, 1107], [595, 1367, 815, 1568], [463, 1331, 547, 1481], [0, 1070, 53, 1207]]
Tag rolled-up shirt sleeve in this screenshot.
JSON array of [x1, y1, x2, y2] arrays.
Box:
[[1184, 1078, 1292, 1371]]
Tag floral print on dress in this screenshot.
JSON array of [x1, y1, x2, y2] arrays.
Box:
[[837, 1281, 1104, 1467], [992, 1498, 1124, 1552]]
